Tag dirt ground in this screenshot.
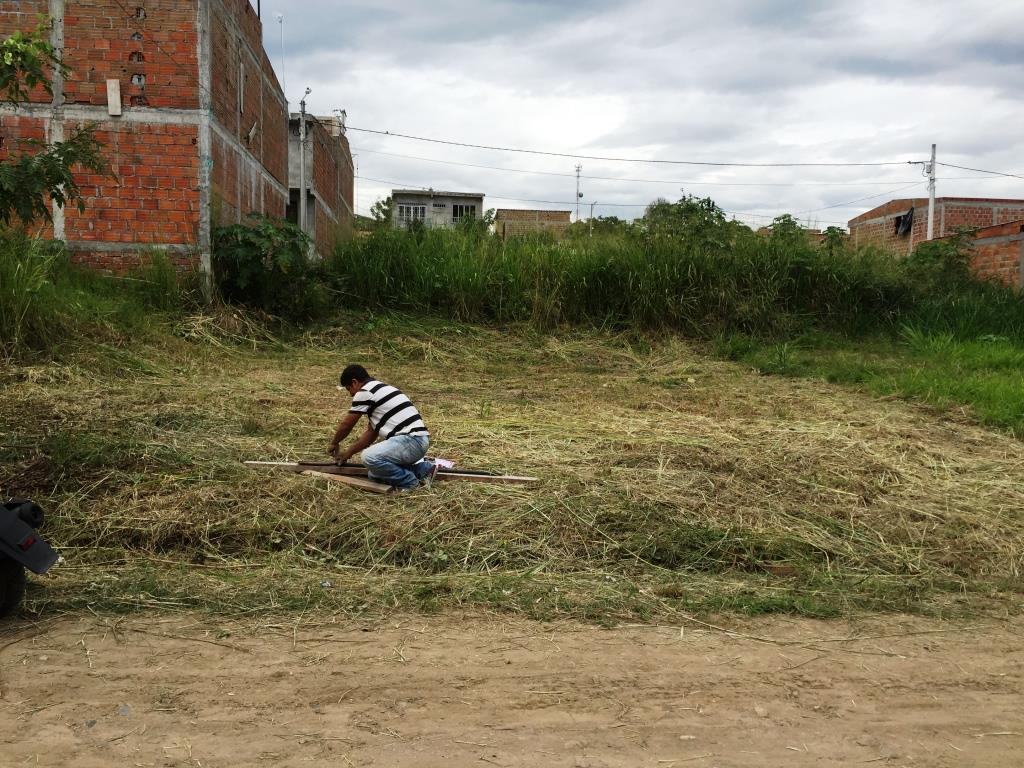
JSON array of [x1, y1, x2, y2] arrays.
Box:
[[0, 613, 1021, 767]]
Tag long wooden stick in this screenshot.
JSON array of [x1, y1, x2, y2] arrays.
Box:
[[305, 461, 508, 478], [244, 461, 538, 484]]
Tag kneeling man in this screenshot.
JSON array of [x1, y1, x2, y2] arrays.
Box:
[[328, 364, 436, 491]]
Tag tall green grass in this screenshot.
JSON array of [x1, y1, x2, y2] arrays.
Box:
[[0, 231, 71, 354], [327, 228, 1024, 339], [0, 229, 197, 358]]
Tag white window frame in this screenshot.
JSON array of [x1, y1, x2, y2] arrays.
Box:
[[452, 204, 477, 224], [397, 204, 426, 228]]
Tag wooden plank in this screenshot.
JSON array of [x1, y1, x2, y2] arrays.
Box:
[[435, 472, 538, 484], [246, 461, 538, 485], [300, 470, 393, 494]]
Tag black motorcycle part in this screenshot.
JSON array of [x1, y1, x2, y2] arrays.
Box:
[[0, 505, 59, 575], [11, 499, 45, 528], [0, 558, 27, 619]]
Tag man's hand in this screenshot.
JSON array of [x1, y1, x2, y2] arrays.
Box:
[[329, 412, 362, 460]]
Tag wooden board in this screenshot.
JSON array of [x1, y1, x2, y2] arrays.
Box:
[[300, 470, 393, 494], [434, 472, 538, 485]]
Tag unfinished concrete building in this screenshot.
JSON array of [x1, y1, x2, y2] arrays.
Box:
[[287, 114, 354, 257], [0, 0, 288, 273]]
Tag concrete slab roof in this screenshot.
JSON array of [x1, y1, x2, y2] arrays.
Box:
[[391, 189, 485, 199]]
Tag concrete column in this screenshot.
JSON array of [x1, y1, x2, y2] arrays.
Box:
[[49, 0, 66, 241], [196, 0, 214, 295]]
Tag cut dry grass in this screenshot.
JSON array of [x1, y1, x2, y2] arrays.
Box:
[[2, 313, 1022, 621]]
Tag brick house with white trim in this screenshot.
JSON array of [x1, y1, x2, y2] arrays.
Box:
[[0, 0, 287, 274]]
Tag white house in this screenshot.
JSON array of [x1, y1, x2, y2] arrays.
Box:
[[391, 189, 485, 229]]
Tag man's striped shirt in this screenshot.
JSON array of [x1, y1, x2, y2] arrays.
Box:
[[349, 380, 429, 440]]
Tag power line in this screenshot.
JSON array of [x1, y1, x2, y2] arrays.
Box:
[[936, 162, 1024, 182], [348, 126, 911, 168], [351, 146, 932, 188], [793, 181, 925, 215]]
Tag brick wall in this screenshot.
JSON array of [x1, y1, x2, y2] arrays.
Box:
[[1, 0, 288, 273], [960, 221, 1024, 288], [495, 209, 571, 239], [849, 197, 1024, 254], [287, 116, 354, 255], [63, 0, 200, 110], [64, 121, 200, 245], [310, 120, 353, 253], [337, 131, 354, 221], [208, 0, 287, 229], [0, 0, 56, 104], [0, 113, 55, 238], [0, 1, 48, 36]]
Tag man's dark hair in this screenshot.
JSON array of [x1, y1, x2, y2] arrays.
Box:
[[339, 364, 371, 387]]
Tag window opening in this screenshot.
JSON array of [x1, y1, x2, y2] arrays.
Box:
[[397, 205, 426, 228], [452, 204, 476, 224]]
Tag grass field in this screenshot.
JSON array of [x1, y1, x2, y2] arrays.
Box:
[[3, 311, 1022, 622], [720, 330, 1024, 438]]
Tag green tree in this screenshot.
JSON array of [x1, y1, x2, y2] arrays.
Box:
[[0, 22, 105, 226], [577, 215, 633, 238], [369, 196, 394, 229], [767, 214, 804, 246], [641, 194, 732, 249], [821, 225, 847, 257]]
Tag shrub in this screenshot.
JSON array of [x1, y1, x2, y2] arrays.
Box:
[[211, 214, 329, 321]]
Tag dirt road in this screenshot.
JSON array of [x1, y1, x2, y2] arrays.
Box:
[[1, 613, 1021, 767]]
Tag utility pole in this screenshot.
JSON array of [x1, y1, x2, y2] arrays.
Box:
[[275, 14, 286, 96], [589, 201, 596, 238], [575, 164, 582, 222], [927, 143, 936, 241], [299, 87, 310, 236]]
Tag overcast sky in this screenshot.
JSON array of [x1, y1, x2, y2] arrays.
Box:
[[263, 0, 1023, 228]]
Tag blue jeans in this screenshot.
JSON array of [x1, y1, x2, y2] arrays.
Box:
[[362, 434, 433, 490]]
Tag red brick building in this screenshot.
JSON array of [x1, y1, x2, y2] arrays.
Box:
[[848, 197, 1024, 288], [848, 197, 1024, 255], [287, 114, 354, 257], [0, 0, 288, 274]]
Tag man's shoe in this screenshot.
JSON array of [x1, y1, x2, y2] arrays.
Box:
[[420, 462, 439, 488]]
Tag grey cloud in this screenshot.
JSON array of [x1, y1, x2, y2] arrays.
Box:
[[279, 0, 1024, 226], [265, 0, 620, 59]]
